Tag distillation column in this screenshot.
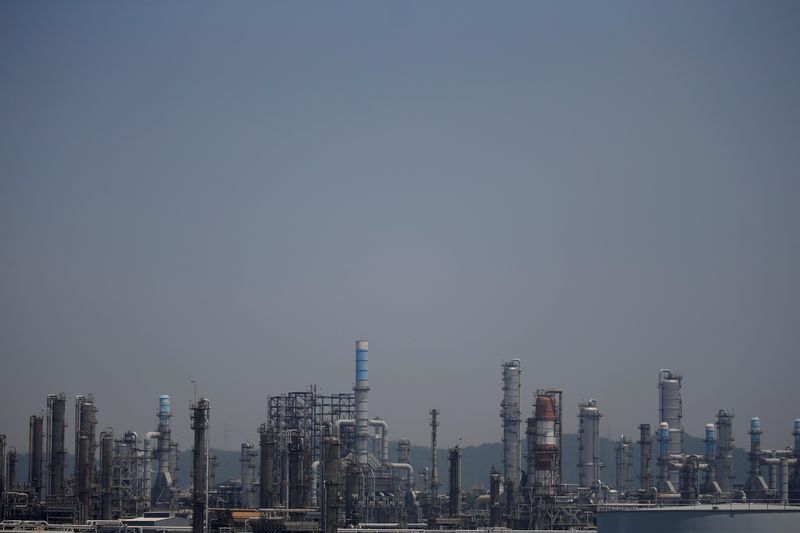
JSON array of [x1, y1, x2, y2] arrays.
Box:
[[658, 370, 683, 486], [448, 445, 461, 517], [48, 393, 67, 496], [323, 427, 341, 533], [531, 392, 560, 497], [638, 424, 652, 490], [500, 360, 522, 490], [745, 417, 769, 497], [715, 410, 735, 495], [701, 423, 719, 494], [152, 395, 175, 507], [1, 434, 6, 519], [100, 430, 113, 519], [241, 442, 257, 508], [354, 340, 370, 467], [615, 435, 633, 494], [29, 414, 44, 499], [259, 423, 275, 508], [191, 399, 209, 533], [577, 399, 602, 488], [76, 395, 97, 522]]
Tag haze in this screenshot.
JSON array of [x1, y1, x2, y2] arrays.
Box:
[[1, 1, 799, 456]]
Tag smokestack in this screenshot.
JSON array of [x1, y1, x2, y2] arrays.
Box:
[[354, 340, 369, 467], [100, 430, 113, 520], [191, 398, 209, 533], [29, 414, 44, 499]]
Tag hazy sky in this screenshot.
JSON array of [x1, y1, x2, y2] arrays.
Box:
[[1, 1, 799, 457]]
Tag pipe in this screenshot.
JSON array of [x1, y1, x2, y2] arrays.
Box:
[[335, 418, 389, 464], [311, 460, 320, 507], [390, 463, 415, 490]]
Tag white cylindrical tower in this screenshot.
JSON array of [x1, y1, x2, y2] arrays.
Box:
[[501, 359, 522, 488], [577, 399, 602, 487]]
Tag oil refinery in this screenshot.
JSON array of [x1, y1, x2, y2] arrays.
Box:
[[1, 341, 799, 533]]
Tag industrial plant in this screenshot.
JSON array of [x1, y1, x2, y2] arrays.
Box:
[[1, 342, 799, 533]]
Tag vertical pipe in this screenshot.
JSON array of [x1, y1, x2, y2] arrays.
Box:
[[100, 430, 113, 520], [191, 399, 209, 533], [354, 340, 369, 467]]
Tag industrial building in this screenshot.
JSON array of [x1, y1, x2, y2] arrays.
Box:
[[1, 346, 799, 533]]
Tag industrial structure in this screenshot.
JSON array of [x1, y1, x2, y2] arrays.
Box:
[[1, 349, 799, 533]]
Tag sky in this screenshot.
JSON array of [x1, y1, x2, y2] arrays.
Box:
[[1, 1, 799, 458]]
